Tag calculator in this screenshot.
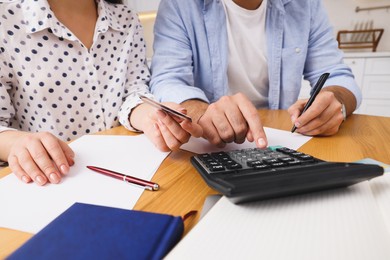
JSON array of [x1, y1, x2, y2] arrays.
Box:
[[190, 146, 384, 204]]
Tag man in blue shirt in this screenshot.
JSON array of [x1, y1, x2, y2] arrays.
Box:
[[150, 0, 361, 148]]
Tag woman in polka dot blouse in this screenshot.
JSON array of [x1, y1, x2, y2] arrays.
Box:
[[0, 0, 202, 185]]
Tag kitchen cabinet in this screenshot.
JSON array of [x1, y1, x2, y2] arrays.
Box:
[[299, 52, 390, 117]]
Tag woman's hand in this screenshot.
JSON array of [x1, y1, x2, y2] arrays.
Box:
[[131, 103, 203, 152], [5, 132, 75, 185]]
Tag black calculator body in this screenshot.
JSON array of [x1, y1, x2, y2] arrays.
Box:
[[190, 146, 384, 204]]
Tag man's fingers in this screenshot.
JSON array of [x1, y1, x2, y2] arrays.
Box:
[[288, 99, 307, 125], [222, 101, 248, 144], [208, 101, 236, 144], [199, 114, 227, 147], [297, 96, 343, 135], [180, 120, 203, 138], [236, 95, 267, 148]]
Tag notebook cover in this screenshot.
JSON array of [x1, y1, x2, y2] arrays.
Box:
[[8, 203, 183, 260]]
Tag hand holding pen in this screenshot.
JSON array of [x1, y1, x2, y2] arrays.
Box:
[[87, 166, 159, 191], [290, 73, 330, 133]]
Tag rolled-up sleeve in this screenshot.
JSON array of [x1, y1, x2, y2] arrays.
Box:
[[118, 23, 154, 132]]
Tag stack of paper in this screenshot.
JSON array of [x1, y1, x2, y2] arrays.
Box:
[[167, 166, 390, 260]]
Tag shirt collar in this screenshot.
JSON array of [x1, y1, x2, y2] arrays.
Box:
[[97, 0, 127, 33], [22, 0, 56, 34], [22, 0, 126, 36]]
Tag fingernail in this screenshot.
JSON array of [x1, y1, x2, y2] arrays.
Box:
[[295, 122, 301, 127], [257, 138, 266, 147], [35, 175, 45, 185], [60, 164, 69, 174], [22, 175, 30, 183], [49, 173, 60, 183]]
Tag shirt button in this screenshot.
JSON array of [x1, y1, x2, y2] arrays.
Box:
[[295, 48, 301, 53]]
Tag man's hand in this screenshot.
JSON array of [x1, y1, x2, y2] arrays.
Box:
[[182, 93, 268, 148], [131, 103, 203, 152], [3, 131, 75, 185], [288, 87, 356, 136]]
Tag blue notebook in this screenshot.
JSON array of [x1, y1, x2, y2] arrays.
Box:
[[8, 203, 184, 260]]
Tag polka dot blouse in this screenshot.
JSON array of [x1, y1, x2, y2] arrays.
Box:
[[0, 0, 154, 142]]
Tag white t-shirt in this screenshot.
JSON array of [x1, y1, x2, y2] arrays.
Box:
[[222, 0, 269, 108]]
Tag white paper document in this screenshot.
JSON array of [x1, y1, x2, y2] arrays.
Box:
[[0, 135, 169, 234], [167, 179, 390, 260], [180, 127, 312, 154]]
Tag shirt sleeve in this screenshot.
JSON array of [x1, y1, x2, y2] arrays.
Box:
[[303, 0, 362, 107], [118, 19, 154, 132], [150, 0, 210, 104], [0, 48, 18, 134]]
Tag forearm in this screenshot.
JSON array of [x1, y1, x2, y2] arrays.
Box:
[[181, 99, 209, 123], [0, 130, 28, 161], [322, 86, 357, 116]]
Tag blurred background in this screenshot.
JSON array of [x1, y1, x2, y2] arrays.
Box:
[[127, 0, 390, 117]]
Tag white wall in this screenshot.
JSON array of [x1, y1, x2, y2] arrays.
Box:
[[323, 0, 390, 52], [126, 0, 160, 12]]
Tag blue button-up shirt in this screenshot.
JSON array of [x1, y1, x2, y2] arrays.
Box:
[[150, 0, 361, 110]]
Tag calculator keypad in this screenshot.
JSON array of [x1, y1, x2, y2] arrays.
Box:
[[195, 147, 320, 174]]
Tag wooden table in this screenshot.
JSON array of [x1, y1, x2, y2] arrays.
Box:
[[1, 110, 390, 258]]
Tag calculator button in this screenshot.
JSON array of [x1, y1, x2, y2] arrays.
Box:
[[208, 162, 220, 166], [297, 155, 314, 160], [291, 152, 304, 157], [211, 152, 227, 157], [279, 157, 294, 162], [226, 163, 242, 170], [287, 160, 301, 166], [253, 164, 270, 170], [271, 162, 287, 167], [263, 158, 279, 164], [209, 165, 225, 172], [276, 147, 295, 154]]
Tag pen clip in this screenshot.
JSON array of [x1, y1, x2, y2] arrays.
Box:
[[122, 175, 157, 191]]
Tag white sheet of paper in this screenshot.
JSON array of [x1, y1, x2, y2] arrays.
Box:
[[369, 173, 390, 233], [0, 135, 169, 234], [180, 127, 312, 154], [167, 182, 390, 260], [356, 158, 390, 232]]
